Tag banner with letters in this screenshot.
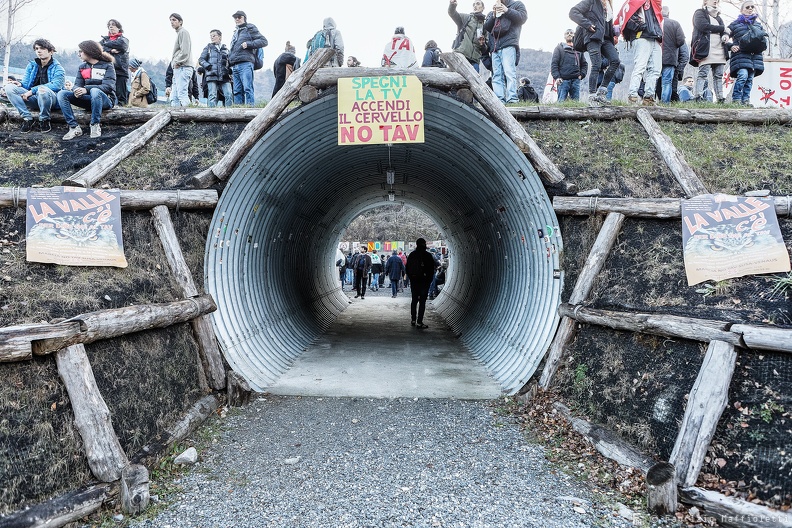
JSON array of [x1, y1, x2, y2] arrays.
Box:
[[26, 187, 128, 268], [338, 75, 424, 145], [749, 58, 792, 108], [682, 194, 790, 286]]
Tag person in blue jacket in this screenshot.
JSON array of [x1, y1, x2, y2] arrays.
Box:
[[727, 1, 768, 105], [2, 39, 64, 133]]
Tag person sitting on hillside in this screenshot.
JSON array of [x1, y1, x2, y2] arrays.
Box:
[[200, 29, 233, 107], [272, 42, 301, 97], [382, 27, 417, 68], [346, 56, 361, 67], [551, 29, 588, 102], [678, 76, 694, 101], [422, 41, 446, 67], [447, 0, 488, 72], [128, 58, 151, 108], [2, 38, 64, 133], [517, 78, 539, 102], [57, 40, 116, 140]]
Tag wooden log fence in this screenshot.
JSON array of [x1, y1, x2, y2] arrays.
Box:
[[510, 105, 792, 124], [0, 483, 114, 528], [539, 213, 625, 389], [636, 109, 708, 197], [679, 487, 792, 528], [553, 196, 792, 218], [151, 205, 226, 390], [670, 340, 738, 487], [441, 51, 570, 189], [55, 344, 129, 482], [192, 47, 335, 188], [63, 110, 172, 188], [0, 294, 217, 362], [0, 188, 218, 210]]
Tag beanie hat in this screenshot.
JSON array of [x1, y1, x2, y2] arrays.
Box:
[[129, 57, 141, 69]]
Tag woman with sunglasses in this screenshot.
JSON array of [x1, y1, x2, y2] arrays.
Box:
[[727, 1, 768, 105]]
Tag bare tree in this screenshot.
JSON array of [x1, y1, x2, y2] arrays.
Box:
[[1, 0, 37, 84]]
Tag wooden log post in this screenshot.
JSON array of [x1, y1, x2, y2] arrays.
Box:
[[227, 370, 252, 407], [0, 483, 114, 528], [636, 109, 708, 198], [0, 188, 218, 210], [192, 47, 335, 189], [539, 212, 626, 389], [679, 487, 792, 528], [0, 295, 218, 361], [670, 340, 738, 487], [552, 196, 792, 219], [151, 206, 225, 390], [121, 464, 150, 515], [558, 304, 741, 345], [646, 462, 678, 516], [63, 110, 172, 188], [441, 51, 571, 189], [55, 344, 128, 482], [731, 324, 792, 354]]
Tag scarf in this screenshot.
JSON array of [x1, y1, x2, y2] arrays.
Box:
[[108, 33, 121, 41], [705, 5, 721, 16], [736, 13, 757, 24]]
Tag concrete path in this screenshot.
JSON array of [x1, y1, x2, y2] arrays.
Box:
[[266, 292, 503, 399]]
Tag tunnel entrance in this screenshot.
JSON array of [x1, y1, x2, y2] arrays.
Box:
[[205, 89, 562, 394]]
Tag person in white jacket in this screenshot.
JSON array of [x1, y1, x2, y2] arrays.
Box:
[[382, 27, 417, 68]]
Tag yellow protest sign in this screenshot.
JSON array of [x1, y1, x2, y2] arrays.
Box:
[[338, 75, 424, 145]]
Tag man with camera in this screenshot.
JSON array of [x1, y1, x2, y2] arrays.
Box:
[[448, 0, 489, 72], [483, 0, 527, 104]]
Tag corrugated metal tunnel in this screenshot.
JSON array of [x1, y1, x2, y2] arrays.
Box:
[[205, 89, 562, 394]]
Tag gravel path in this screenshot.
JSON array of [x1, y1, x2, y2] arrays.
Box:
[[130, 396, 637, 528]]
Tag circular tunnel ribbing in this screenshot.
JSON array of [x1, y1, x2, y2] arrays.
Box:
[[205, 90, 562, 393]]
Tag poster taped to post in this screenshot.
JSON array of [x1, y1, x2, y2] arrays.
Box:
[[682, 194, 790, 286], [26, 186, 128, 268], [338, 75, 424, 145]]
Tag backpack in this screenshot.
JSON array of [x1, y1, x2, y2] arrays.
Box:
[[572, 26, 587, 53], [452, 16, 473, 50], [304, 29, 330, 63], [146, 77, 158, 105], [738, 23, 768, 54], [253, 47, 264, 70]]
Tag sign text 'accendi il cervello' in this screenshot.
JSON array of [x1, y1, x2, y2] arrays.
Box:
[[337, 75, 424, 145]]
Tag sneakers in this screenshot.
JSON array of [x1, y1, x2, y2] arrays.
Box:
[[62, 126, 83, 140], [90, 123, 102, 138], [588, 88, 610, 107], [20, 120, 34, 132], [642, 96, 656, 106], [38, 119, 51, 133], [627, 95, 640, 105]]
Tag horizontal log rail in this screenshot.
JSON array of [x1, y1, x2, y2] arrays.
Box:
[[511, 105, 792, 124], [0, 482, 114, 528], [0, 189, 218, 210], [560, 303, 792, 353], [552, 196, 792, 218], [1, 106, 261, 124], [0, 294, 217, 362]]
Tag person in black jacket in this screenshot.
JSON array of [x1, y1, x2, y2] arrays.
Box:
[[199, 30, 233, 107], [660, 7, 687, 103], [551, 29, 588, 101], [483, 0, 527, 104], [57, 40, 116, 140], [100, 19, 129, 106], [272, 42, 301, 97], [570, 0, 620, 106], [405, 238, 437, 329], [727, 1, 768, 105], [422, 41, 445, 67], [517, 77, 538, 102], [229, 10, 268, 105], [690, 0, 729, 102]]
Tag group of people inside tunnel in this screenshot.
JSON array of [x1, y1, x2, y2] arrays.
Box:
[[338, 239, 446, 329]]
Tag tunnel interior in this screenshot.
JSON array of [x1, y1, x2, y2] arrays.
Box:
[[205, 89, 562, 394]]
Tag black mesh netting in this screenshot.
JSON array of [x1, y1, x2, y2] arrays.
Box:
[[704, 350, 792, 507], [552, 325, 707, 460]]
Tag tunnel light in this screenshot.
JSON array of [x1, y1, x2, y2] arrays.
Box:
[[386, 168, 395, 185], [388, 191, 395, 201]]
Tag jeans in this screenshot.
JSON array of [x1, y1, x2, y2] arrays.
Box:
[[491, 46, 518, 103], [345, 268, 353, 284], [695, 64, 724, 100], [429, 272, 439, 297], [171, 66, 193, 107], [57, 88, 113, 126], [232, 62, 255, 105], [371, 272, 380, 289], [587, 40, 620, 92], [391, 279, 399, 296], [660, 66, 676, 103], [557, 79, 581, 102], [207, 81, 233, 107], [732, 68, 754, 104], [4, 84, 59, 120], [628, 39, 662, 98]]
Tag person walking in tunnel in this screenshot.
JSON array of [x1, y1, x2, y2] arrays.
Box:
[[352, 246, 371, 299], [406, 238, 437, 329], [385, 249, 406, 298], [370, 249, 382, 291]]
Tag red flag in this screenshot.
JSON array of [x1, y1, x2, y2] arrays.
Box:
[[614, 0, 664, 34]]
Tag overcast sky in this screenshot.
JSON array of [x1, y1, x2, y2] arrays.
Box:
[[11, 0, 774, 67]]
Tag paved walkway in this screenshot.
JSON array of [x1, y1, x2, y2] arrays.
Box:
[[267, 291, 503, 399]]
